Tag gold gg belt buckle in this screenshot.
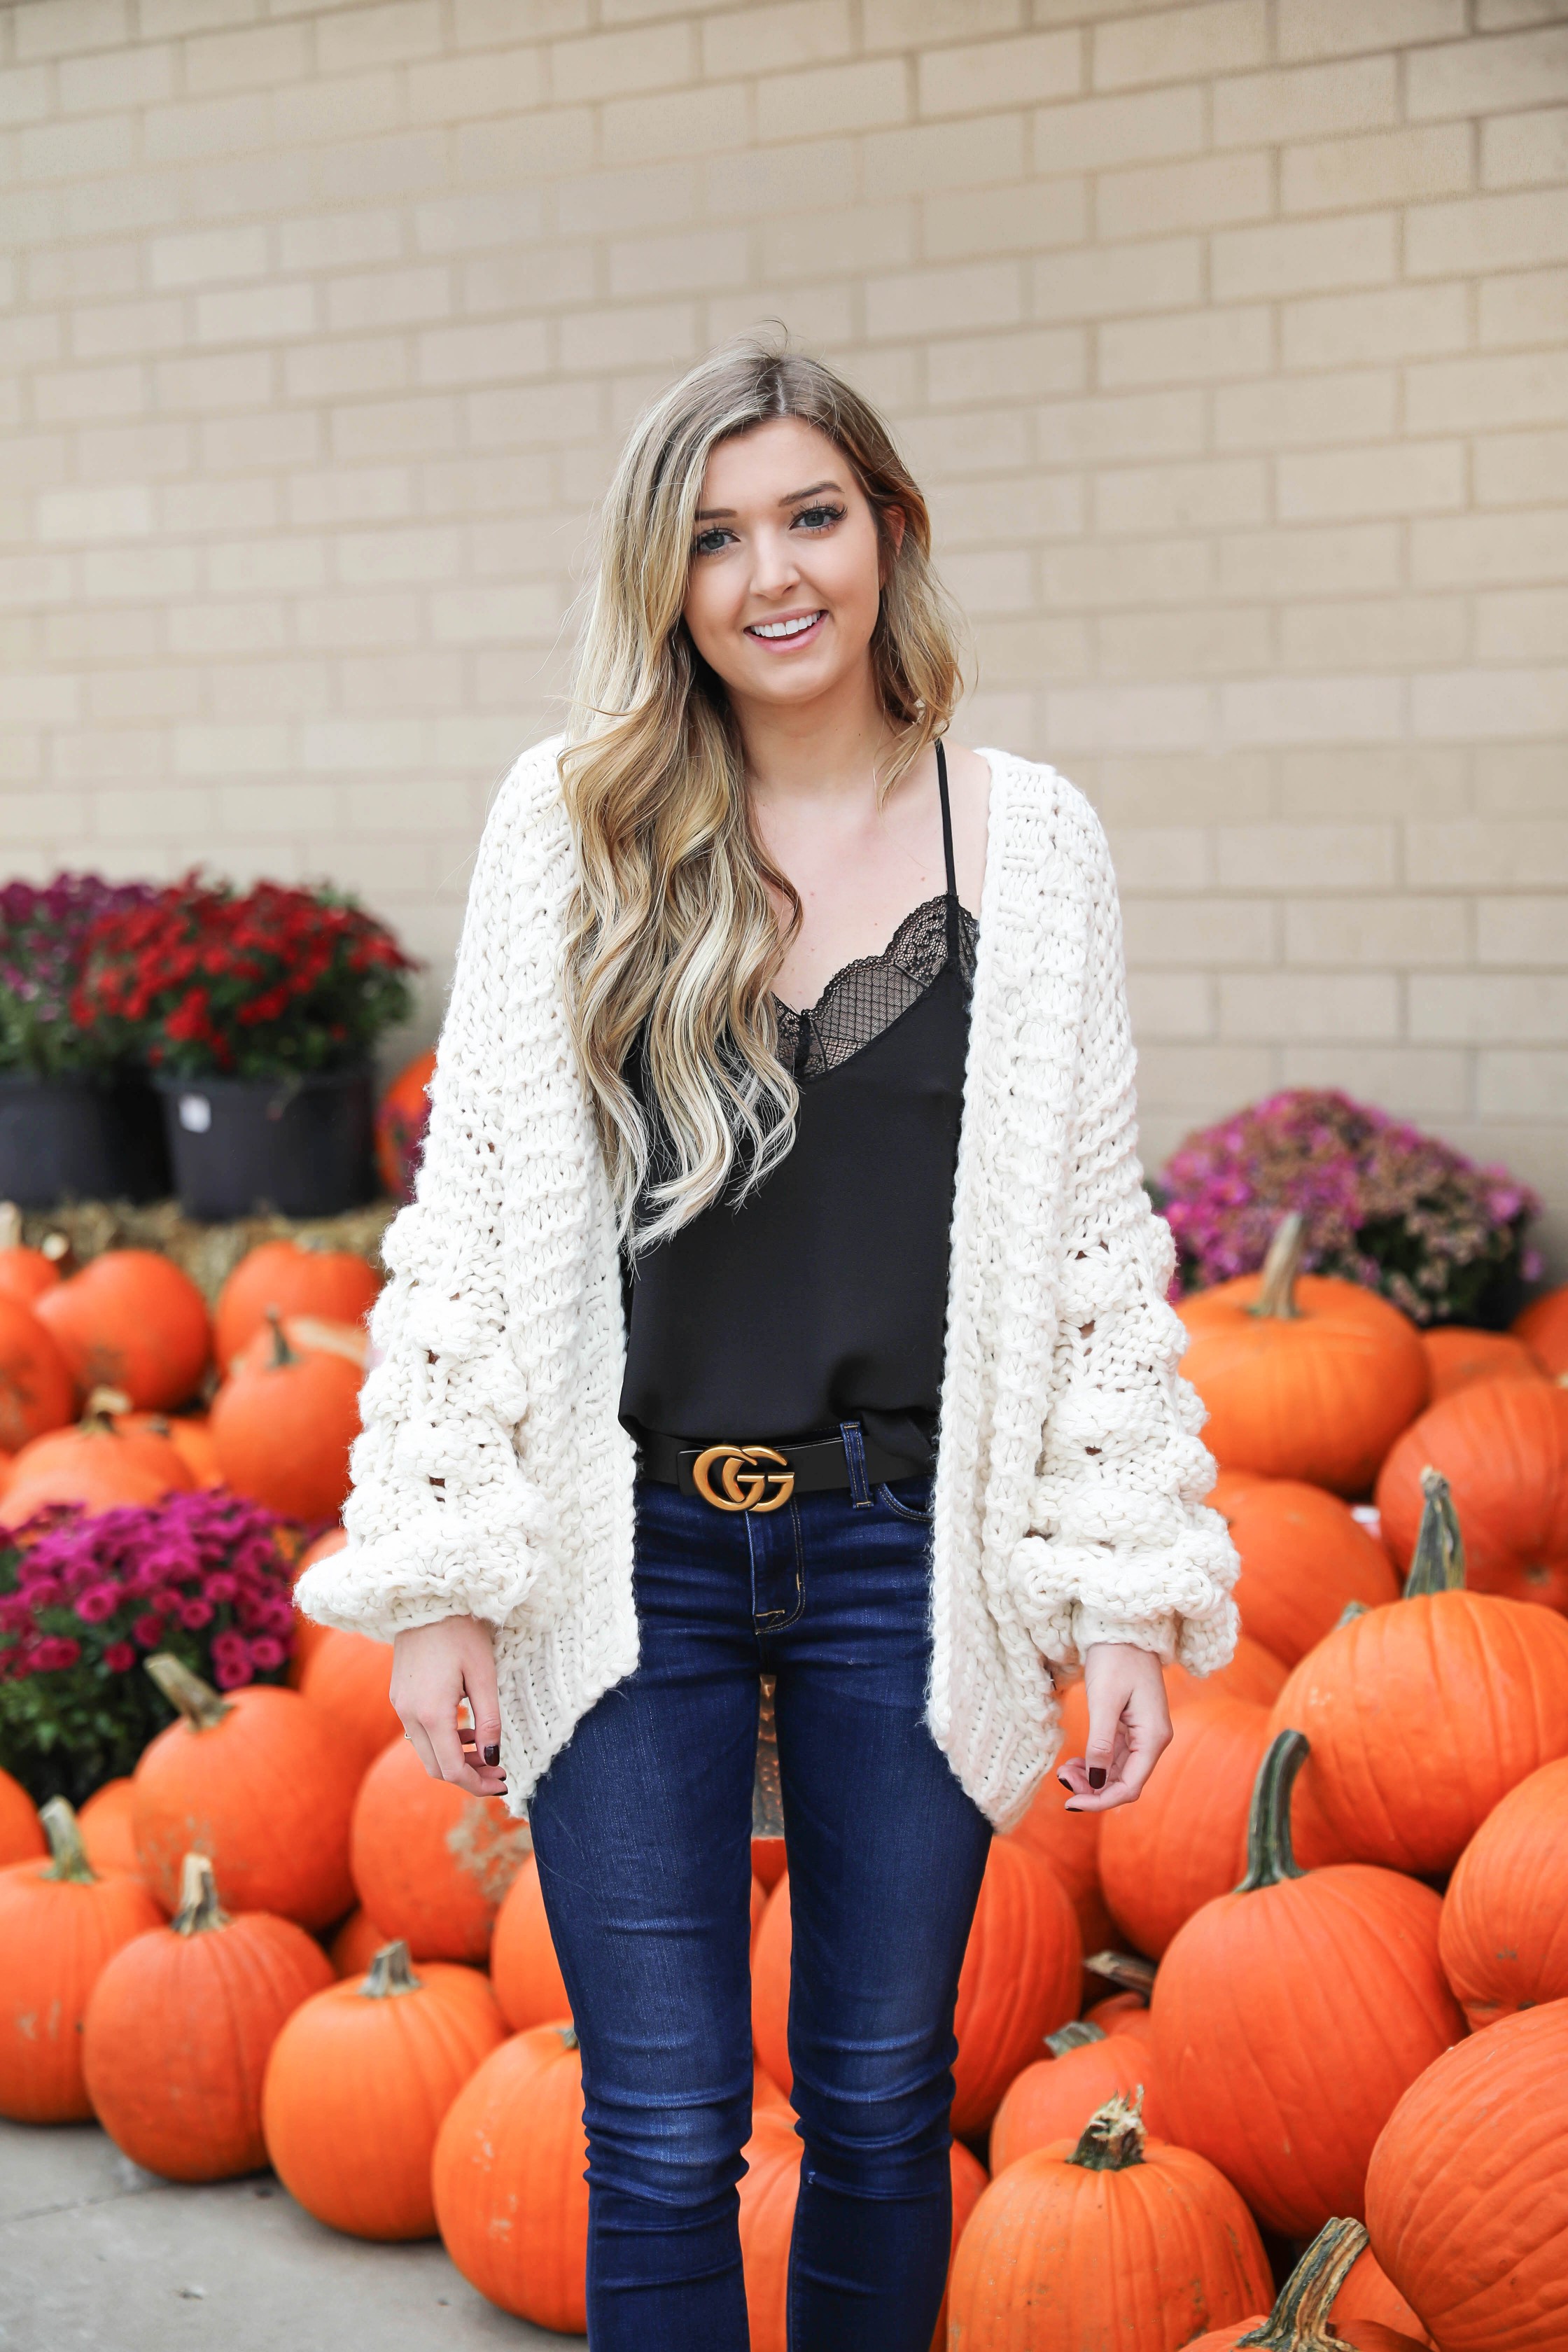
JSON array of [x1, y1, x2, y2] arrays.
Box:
[[692, 1443, 796, 1513]]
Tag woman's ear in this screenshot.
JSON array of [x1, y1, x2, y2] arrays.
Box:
[[883, 503, 906, 561]]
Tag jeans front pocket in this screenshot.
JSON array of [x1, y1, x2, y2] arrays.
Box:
[[876, 1479, 934, 1524]]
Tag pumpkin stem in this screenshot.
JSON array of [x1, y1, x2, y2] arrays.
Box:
[[1045, 2021, 1106, 2057], [38, 1796, 97, 1884], [363, 1940, 423, 1998], [0, 1203, 20, 1252], [173, 1852, 230, 1935], [1236, 1729, 1309, 1892], [559, 2023, 579, 2050], [1067, 2091, 1146, 2171], [1336, 1599, 1368, 1628], [144, 1651, 233, 1730], [41, 1229, 71, 1264], [1084, 1950, 1157, 1996], [265, 1306, 298, 1369], [83, 1385, 133, 1429], [1248, 1212, 1306, 1321], [1404, 1468, 1467, 1598], [1234, 2216, 1371, 2349]]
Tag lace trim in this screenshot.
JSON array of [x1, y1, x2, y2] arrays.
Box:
[[773, 894, 979, 1082]]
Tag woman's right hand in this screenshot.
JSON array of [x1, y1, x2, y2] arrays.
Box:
[[390, 1615, 507, 1798]]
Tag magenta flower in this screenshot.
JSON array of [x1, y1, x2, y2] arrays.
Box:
[[1158, 1088, 1541, 1326], [247, 1636, 286, 1672], [75, 1583, 122, 1625], [131, 1613, 165, 1648], [103, 1642, 137, 1674]]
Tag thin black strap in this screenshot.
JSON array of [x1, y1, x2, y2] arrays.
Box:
[[935, 739, 960, 961]]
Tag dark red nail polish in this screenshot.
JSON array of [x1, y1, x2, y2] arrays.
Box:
[[1056, 1772, 1073, 1791], [1088, 1765, 1107, 1790], [482, 1744, 500, 1766]]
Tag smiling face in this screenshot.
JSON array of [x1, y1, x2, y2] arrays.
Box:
[[680, 415, 897, 720]]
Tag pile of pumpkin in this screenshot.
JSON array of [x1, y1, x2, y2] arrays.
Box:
[[0, 1211, 1566, 2352], [0, 1228, 382, 1525]]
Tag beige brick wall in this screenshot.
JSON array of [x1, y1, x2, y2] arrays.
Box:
[[4, 0, 1567, 1261]]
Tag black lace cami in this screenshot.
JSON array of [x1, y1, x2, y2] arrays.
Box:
[[618, 744, 977, 1474]]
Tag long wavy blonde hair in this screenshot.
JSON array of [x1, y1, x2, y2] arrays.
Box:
[[561, 340, 967, 1254]]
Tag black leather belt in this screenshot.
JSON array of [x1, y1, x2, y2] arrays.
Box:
[[636, 1426, 921, 1511]]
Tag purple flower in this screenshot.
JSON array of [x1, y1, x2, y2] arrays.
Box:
[[74, 1582, 122, 1625], [204, 1571, 238, 1604], [246, 1635, 286, 1671], [178, 1595, 214, 1630], [1157, 1087, 1541, 1327], [103, 1642, 136, 1674], [31, 1635, 81, 1671], [131, 1613, 165, 1648], [213, 1653, 253, 1690]]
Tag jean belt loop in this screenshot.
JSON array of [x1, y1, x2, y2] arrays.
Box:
[[840, 1420, 874, 1509]]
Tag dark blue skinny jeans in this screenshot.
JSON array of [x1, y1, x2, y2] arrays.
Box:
[[526, 1469, 993, 2352]]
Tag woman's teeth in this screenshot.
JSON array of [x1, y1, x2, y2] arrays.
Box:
[[748, 612, 823, 638]]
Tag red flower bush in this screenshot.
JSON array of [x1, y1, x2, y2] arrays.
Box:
[[74, 874, 416, 1079], [0, 1488, 303, 1805]]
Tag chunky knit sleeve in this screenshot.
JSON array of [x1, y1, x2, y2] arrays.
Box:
[[294, 743, 561, 1646], [1007, 802, 1240, 1680]]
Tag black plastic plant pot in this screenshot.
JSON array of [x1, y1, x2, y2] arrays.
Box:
[[0, 1074, 172, 1208], [154, 1065, 376, 1221]]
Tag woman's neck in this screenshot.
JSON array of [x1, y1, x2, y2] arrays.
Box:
[[731, 668, 895, 815]]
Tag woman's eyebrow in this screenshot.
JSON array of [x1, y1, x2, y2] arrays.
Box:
[[693, 479, 845, 520]]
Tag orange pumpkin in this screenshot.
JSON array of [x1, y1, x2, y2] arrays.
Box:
[[1205, 1466, 1271, 1515], [1164, 1629, 1288, 1712], [0, 1292, 75, 1455], [990, 2022, 1161, 2178], [1151, 1730, 1465, 2236], [132, 1653, 356, 1927], [376, 1047, 436, 1202], [262, 1938, 507, 2239], [328, 1905, 388, 1977], [1515, 1282, 1568, 1377], [1099, 1693, 1271, 1959], [432, 2020, 589, 2333], [489, 1854, 570, 2032], [83, 1851, 332, 2179], [77, 1776, 138, 1877], [1224, 1478, 1400, 1665], [1422, 1324, 1545, 1402], [210, 1311, 363, 1523], [1177, 1214, 1428, 1495], [349, 1734, 532, 1964], [1184, 2216, 1429, 2352], [1365, 1996, 1568, 2352], [0, 1765, 45, 1866], [214, 1239, 380, 1372], [288, 1525, 344, 1681], [1085, 1991, 1153, 2043], [751, 1842, 1081, 2138], [297, 1626, 400, 1776], [1005, 1682, 1114, 1962], [120, 1410, 222, 1488], [1268, 1471, 1568, 1875], [35, 1248, 210, 1412], [0, 1389, 194, 1527], [737, 2108, 984, 2352], [0, 1797, 163, 2122], [1335, 2244, 1434, 2348], [752, 1835, 786, 1891], [1439, 1756, 1568, 2029], [0, 1237, 62, 1306], [948, 2093, 1273, 2351], [1376, 1377, 1568, 1611]]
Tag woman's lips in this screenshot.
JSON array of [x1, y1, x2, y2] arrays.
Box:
[[744, 609, 826, 650]]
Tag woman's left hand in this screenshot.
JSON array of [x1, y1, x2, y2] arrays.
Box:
[[1056, 1642, 1172, 1812]]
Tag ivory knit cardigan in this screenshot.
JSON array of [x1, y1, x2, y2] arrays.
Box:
[[296, 732, 1240, 1833]]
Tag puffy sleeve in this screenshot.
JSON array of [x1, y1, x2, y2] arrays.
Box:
[[293, 743, 561, 1645], [1008, 805, 1240, 1680]]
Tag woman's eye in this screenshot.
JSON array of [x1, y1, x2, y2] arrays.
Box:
[[692, 526, 733, 556], [792, 504, 845, 532]]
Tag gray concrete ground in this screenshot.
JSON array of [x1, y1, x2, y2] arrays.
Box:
[[0, 2120, 574, 2352]]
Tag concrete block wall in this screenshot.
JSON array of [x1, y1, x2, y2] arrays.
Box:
[[3, 0, 1566, 1256]]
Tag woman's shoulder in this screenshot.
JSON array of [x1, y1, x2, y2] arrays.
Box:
[[974, 747, 1112, 887]]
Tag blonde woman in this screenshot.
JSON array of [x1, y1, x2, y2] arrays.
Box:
[[299, 342, 1239, 2351]]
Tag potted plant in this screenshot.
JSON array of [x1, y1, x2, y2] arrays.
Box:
[[0, 876, 171, 1208], [0, 1487, 300, 1807], [1156, 1087, 1542, 1326], [76, 876, 416, 1219]]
